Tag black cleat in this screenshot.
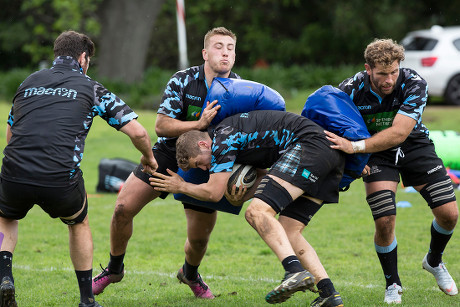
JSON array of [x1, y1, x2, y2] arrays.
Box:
[[311, 291, 344, 307], [265, 270, 315, 304], [78, 300, 103, 307], [0, 277, 17, 307]]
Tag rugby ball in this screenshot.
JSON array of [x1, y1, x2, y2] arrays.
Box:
[[227, 164, 257, 193]]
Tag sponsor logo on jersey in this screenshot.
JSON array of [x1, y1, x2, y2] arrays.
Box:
[[369, 165, 382, 175], [302, 169, 318, 182], [24, 87, 78, 99], [411, 74, 422, 81], [186, 105, 202, 121], [427, 165, 442, 174], [358, 105, 372, 110], [344, 79, 354, 87], [185, 93, 202, 101], [302, 169, 311, 179], [363, 110, 398, 132]]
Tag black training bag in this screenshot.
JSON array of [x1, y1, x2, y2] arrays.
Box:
[[96, 158, 138, 193]]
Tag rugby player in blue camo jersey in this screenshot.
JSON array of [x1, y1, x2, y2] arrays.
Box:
[[93, 27, 239, 299], [0, 31, 158, 307], [150, 110, 347, 307], [326, 38, 458, 304]]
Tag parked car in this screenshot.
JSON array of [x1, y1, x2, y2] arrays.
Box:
[[400, 25, 460, 105]]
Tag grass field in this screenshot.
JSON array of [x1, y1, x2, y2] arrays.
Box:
[[0, 99, 459, 306]]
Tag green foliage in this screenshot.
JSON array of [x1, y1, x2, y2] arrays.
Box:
[[149, 0, 460, 70], [1, 0, 460, 71], [0, 69, 32, 102], [237, 64, 363, 98], [0, 0, 101, 69], [95, 66, 175, 110], [0, 64, 363, 109]]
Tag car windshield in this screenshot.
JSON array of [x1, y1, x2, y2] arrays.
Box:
[[402, 36, 438, 51]]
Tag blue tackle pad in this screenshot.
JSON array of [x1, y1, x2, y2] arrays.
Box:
[[204, 77, 286, 126], [302, 85, 371, 190]]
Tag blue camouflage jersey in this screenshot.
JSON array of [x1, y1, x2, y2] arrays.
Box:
[[1, 56, 137, 187], [157, 64, 239, 146], [209, 110, 327, 174], [338, 68, 429, 145]]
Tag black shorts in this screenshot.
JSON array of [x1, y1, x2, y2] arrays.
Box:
[[134, 141, 216, 213], [133, 141, 179, 199], [0, 176, 86, 220], [268, 138, 345, 203], [364, 138, 448, 186]]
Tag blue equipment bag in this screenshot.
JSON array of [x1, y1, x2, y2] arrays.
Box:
[[301, 85, 371, 190], [173, 78, 286, 213]]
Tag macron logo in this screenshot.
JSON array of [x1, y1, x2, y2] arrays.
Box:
[[185, 94, 201, 101], [427, 165, 442, 174]]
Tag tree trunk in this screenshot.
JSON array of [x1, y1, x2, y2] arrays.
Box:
[[97, 0, 165, 83]]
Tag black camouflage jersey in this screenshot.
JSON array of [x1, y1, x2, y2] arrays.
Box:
[[157, 64, 239, 146], [2, 56, 137, 187], [338, 68, 429, 145], [209, 110, 327, 174]]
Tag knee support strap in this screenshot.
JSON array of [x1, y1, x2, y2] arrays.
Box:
[[420, 176, 456, 209], [60, 198, 88, 225], [254, 176, 293, 213], [280, 196, 323, 226], [366, 190, 396, 220]]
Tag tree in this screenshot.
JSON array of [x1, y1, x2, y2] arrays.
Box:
[[0, 0, 101, 70], [96, 0, 165, 83], [1, 0, 459, 73]]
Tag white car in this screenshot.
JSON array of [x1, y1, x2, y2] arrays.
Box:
[[401, 25, 460, 105]]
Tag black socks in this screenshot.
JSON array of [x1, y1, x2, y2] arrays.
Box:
[[281, 255, 304, 274], [184, 259, 199, 281], [108, 253, 125, 273], [75, 269, 94, 304], [317, 278, 336, 298], [0, 251, 13, 284]]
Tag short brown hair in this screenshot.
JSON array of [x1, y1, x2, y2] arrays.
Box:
[[54, 30, 95, 60], [176, 130, 209, 170], [204, 27, 237, 49], [364, 38, 405, 68]]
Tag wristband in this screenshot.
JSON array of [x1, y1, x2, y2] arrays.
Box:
[[351, 140, 366, 153]]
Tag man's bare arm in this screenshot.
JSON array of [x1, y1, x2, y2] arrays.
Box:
[[326, 114, 416, 154]]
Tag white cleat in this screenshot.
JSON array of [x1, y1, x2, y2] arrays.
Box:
[[422, 253, 458, 296], [384, 283, 402, 304]]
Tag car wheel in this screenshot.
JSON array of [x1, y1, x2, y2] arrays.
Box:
[[444, 74, 460, 105]]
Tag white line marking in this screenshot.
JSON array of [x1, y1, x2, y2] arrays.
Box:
[[14, 265, 388, 289]]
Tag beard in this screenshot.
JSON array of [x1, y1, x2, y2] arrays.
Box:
[[370, 75, 394, 97]]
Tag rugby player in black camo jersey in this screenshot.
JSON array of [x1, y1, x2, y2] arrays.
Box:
[[327, 38, 458, 304], [93, 27, 239, 299], [0, 31, 157, 307], [150, 110, 346, 306]]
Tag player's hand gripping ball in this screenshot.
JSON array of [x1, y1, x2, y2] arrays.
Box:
[[227, 164, 257, 194]]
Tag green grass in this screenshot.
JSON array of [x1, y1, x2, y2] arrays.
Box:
[[0, 99, 459, 306]]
